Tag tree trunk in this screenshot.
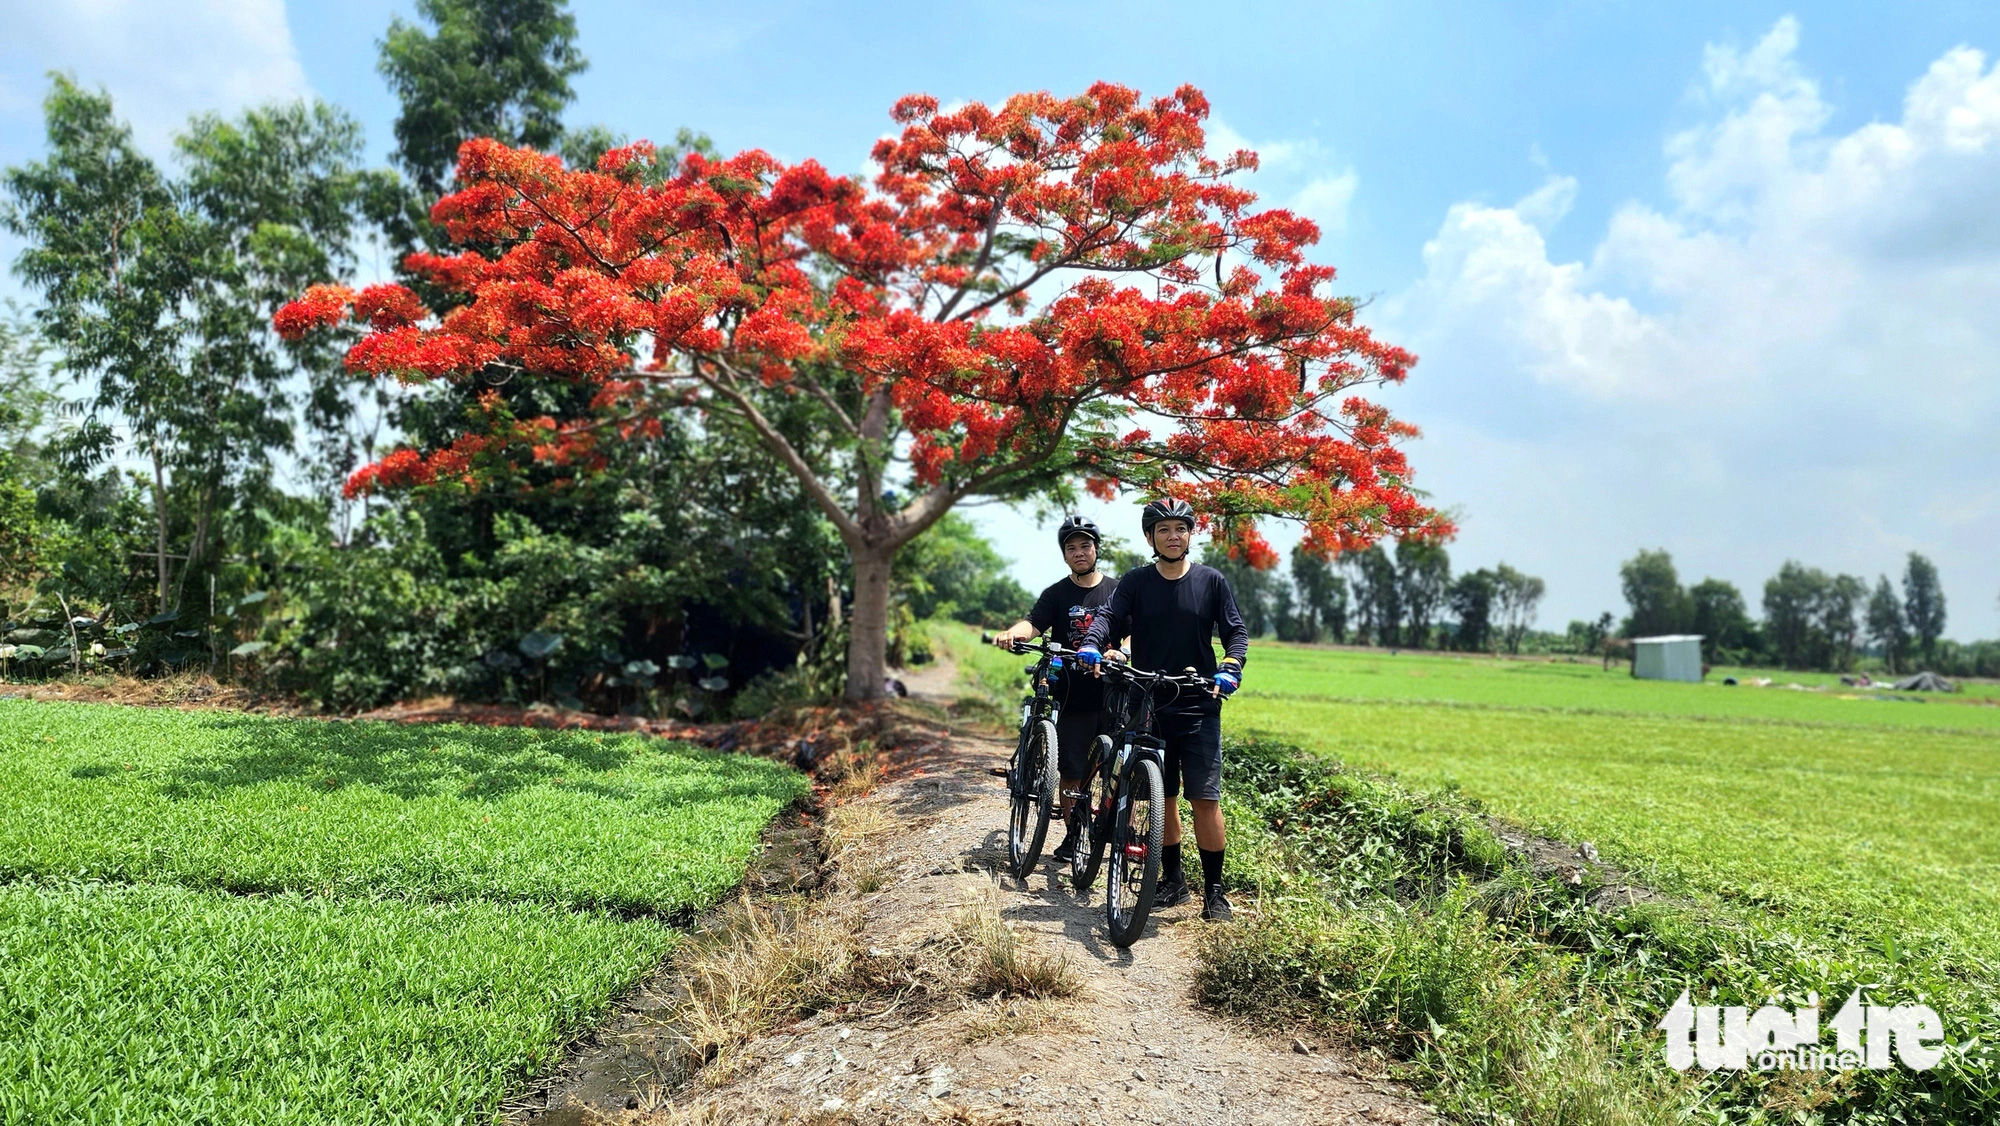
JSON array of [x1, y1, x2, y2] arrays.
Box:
[[150, 450, 170, 607], [844, 542, 892, 701]]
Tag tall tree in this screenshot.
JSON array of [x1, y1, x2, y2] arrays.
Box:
[[1492, 562, 1545, 654], [1902, 552, 1946, 667], [1688, 577, 1753, 664], [1762, 561, 1831, 670], [1290, 544, 1348, 643], [1619, 548, 1688, 638], [1346, 545, 1403, 647], [378, 0, 587, 199], [1395, 540, 1451, 649], [3, 80, 372, 609], [3, 78, 188, 604], [0, 307, 52, 590], [1821, 573, 1866, 672], [1866, 575, 1909, 674], [1449, 568, 1498, 651], [279, 85, 1451, 697]]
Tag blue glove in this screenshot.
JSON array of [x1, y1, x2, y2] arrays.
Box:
[[1213, 666, 1241, 697], [1075, 644, 1102, 669]]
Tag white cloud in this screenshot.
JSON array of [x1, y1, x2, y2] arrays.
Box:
[[0, 0, 310, 153], [1379, 19, 2000, 638], [1206, 117, 1360, 240]]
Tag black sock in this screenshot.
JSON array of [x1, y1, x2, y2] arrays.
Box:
[[1164, 842, 1184, 880], [1199, 847, 1225, 891]]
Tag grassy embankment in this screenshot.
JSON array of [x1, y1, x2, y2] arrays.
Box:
[[0, 699, 806, 1125]]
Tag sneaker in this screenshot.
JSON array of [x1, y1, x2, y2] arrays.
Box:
[[1155, 871, 1191, 908], [1052, 832, 1078, 864], [1201, 886, 1233, 922]]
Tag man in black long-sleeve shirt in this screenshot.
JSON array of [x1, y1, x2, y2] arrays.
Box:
[[1077, 498, 1248, 921]]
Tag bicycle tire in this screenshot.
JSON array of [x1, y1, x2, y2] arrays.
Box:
[[1071, 736, 1115, 893], [1008, 719, 1059, 879], [1106, 757, 1163, 947]]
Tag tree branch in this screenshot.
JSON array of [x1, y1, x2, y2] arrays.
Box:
[[690, 356, 866, 545]]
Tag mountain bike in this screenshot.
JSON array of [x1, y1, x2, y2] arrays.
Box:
[[980, 633, 1074, 880], [1070, 661, 1217, 948]]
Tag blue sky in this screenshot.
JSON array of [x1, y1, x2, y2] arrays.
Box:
[[3, 1, 1998, 638]]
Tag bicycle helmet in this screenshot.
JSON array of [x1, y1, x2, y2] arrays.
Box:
[[1140, 497, 1196, 539], [1056, 514, 1100, 550]]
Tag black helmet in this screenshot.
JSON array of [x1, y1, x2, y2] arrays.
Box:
[[1056, 514, 1100, 550], [1141, 497, 1196, 539]]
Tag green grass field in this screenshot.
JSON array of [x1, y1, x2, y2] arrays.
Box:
[[0, 700, 806, 1125], [1228, 644, 2000, 968]]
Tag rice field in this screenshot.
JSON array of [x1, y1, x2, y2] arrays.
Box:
[[0, 699, 806, 1124], [1228, 644, 2000, 967]]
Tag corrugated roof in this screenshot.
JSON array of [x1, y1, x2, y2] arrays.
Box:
[[1632, 634, 1704, 643]]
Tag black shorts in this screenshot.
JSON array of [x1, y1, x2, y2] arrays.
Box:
[[1055, 708, 1115, 780], [1155, 706, 1222, 801]]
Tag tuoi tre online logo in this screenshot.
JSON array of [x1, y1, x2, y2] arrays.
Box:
[[1659, 988, 1946, 1072]]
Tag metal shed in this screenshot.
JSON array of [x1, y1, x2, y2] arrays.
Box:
[[1632, 634, 1705, 682]]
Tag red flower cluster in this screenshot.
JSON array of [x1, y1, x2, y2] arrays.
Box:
[[277, 81, 1451, 561]]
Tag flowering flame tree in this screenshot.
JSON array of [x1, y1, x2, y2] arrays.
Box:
[[277, 83, 1451, 700]]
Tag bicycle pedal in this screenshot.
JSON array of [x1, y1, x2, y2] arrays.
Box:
[[987, 767, 1009, 777]]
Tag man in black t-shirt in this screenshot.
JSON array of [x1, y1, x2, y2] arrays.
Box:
[[1077, 498, 1247, 921], [990, 514, 1118, 863]]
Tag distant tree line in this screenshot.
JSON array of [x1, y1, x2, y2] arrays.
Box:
[[1188, 537, 1997, 680], [1600, 548, 1997, 678], [1201, 541, 1547, 654]]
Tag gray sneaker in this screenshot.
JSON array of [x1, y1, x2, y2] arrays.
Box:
[[1052, 833, 1078, 864], [1201, 886, 1233, 922], [1155, 871, 1191, 908]]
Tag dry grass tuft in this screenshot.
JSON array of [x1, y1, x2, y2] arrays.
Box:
[[820, 802, 893, 893], [668, 895, 864, 1082], [951, 878, 1083, 1002], [959, 995, 1086, 1045]]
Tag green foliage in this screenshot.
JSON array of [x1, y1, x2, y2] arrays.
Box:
[[1928, 637, 2000, 679], [1618, 548, 1689, 638], [1448, 568, 1498, 651], [1902, 552, 1947, 665], [1489, 563, 1544, 655], [0, 699, 806, 914], [1286, 544, 1349, 643], [1865, 575, 1909, 674], [3, 78, 375, 614], [0, 881, 671, 1126], [1396, 540, 1452, 649], [1688, 577, 1755, 664], [1763, 560, 1868, 670], [1348, 544, 1402, 646], [378, 0, 588, 196], [894, 512, 1031, 629]]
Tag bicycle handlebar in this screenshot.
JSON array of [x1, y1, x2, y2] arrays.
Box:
[[1101, 661, 1227, 703], [979, 632, 1080, 659]]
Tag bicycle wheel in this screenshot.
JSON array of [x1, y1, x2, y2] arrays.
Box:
[[1071, 736, 1115, 893], [1106, 757, 1164, 947], [1008, 719, 1059, 879]]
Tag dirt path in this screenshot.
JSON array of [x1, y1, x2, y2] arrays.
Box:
[[676, 726, 1435, 1125]]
